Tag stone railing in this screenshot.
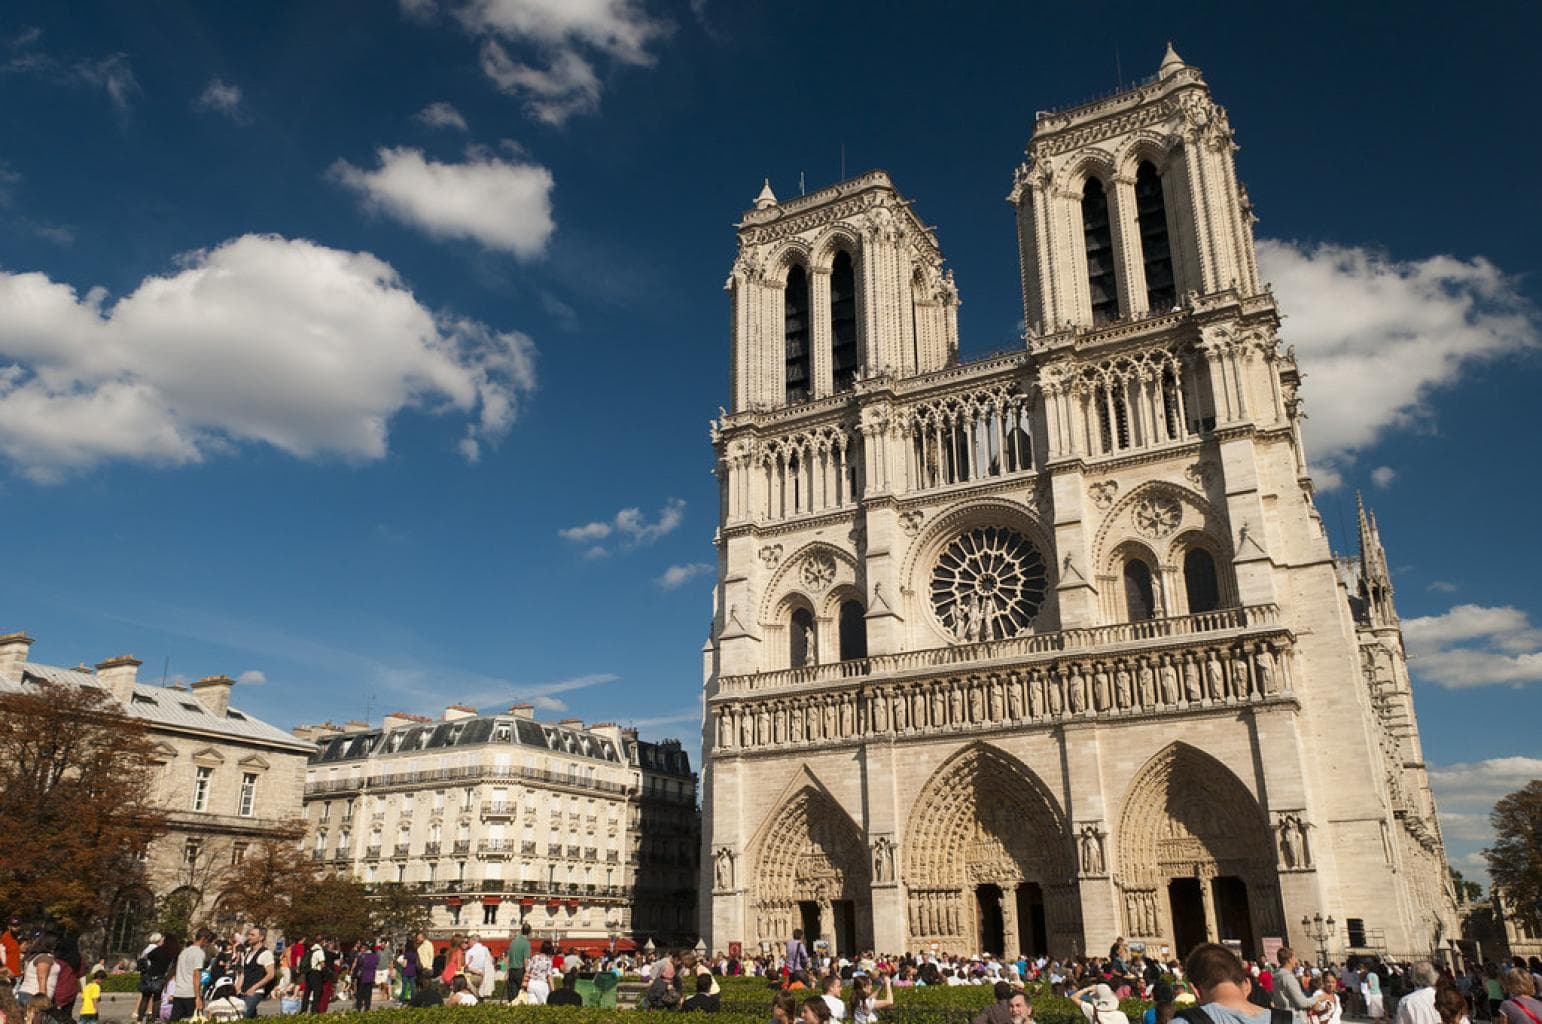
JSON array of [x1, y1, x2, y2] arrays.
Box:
[[711, 609, 1295, 753], [719, 605, 1277, 696]]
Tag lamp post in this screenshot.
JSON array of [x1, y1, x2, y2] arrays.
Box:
[[1301, 912, 1336, 968]]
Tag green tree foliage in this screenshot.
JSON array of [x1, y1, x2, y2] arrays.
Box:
[[1486, 779, 1542, 933], [370, 884, 434, 944]]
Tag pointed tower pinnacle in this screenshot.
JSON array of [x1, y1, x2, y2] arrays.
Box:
[[753, 178, 778, 210], [1159, 41, 1187, 78], [1355, 491, 1398, 628]]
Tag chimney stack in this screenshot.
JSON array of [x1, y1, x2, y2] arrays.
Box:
[[444, 704, 477, 721], [382, 711, 429, 731], [559, 718, 585, 730], [0, 632, 34, 683], [190, 674, 234, 717], [95, 655, 142, 705], [507, 704, 535, 719]]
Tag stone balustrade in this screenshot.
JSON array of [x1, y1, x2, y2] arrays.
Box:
[[711, 606, 1294, 753]]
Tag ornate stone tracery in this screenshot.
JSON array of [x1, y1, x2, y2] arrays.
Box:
[[930, 526, 1048, 642], [748, 780, 870, 950]]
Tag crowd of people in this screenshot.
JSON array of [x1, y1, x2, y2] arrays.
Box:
[[3, 911, 1542, 1024]]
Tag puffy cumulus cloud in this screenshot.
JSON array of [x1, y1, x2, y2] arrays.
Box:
[[559, 497, 685, 556], [331, 146, 554, 259], [236, 669, 267, 686], [413, 0, 669, 125], [194, 77, 243, 118], [1258, 240, 1539, 486], [656, 562, 711, 590], [1370, 466, 1396, 488], [1403, 604, 1542, 688], [0, 233, 535, 481], [1428, 755, 1542, 883], [415, 101, 469, 131]]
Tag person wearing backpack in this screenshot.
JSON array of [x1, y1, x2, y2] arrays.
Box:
[[133, 934, 174, 1024]]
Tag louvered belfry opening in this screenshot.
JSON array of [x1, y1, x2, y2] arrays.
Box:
[[785, 264, 811, 404], [1136, 161, 1176, 312], [831, 250, 860, 392], [1082, 178, 1119, 324]]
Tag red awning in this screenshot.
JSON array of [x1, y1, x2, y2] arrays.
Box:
[[482, 896, 501, 906], [445, 897, 462, 907], [565, 899, 580, 910], [546, 898, 560, 908], [519, 898, 535, 907]]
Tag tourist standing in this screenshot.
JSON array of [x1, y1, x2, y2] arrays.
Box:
[[133, 934, 174, 1024], [170, 930, 212, 1022], [463, 935, 494, 1000], [234, 927, 275, 1020], [1276, 949, 1331, 1018], [1496, 969, 1542, 1024], [1394, 963, 1442, 1024], [786, 930, 810, 978], [1181, 942, 1276, 1024], [523, 940, 554, 1005], [351, 943, 379, 1012], [1, 918, 22, 985], [506, 924, 532, 1003]]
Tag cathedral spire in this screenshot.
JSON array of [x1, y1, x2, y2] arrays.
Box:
[[753, 178, 778, 210], [1356, 492, 1399, 628], [1158, 41, 1187, 78]]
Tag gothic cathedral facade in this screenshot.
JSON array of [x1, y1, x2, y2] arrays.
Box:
[[699, 47, 1457, 962]]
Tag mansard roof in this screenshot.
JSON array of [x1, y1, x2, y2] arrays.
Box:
[[5, 662, 313, 753], [311, 713, 624, 766]]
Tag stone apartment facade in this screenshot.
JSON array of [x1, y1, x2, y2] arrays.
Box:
[[0, 631, 311, 954], [699, 46, 1458, 963], [297, 706, 698, 948]]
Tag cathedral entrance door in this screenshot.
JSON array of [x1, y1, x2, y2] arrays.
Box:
[[799, 901, 822, 948], [1168, 878, 1207, 956], [1212, 876, 1255, 958], [975, 884, 1005, 956], [1016, 883, 1048, 956], [832, 900, 857, 956]]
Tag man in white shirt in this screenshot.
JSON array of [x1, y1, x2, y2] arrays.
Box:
[[463, 935, 495, 999], [1394, 963, 1441, 1024], [170, 929, 212, 1021], [821, 974, 847, 1020]]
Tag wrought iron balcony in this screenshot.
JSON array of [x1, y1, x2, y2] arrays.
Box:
[[452, 840, 471, 854]]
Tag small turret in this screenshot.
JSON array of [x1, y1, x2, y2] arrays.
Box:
[[753, 178, 777, 210], [1158, 41, 1188, 79], [1356, 492, 1399, 629]]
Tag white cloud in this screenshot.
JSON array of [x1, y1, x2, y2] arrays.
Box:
[[419, 0, 669, 125], [0, 233, 536, 480], [236, 669, 267, 686], [1427, 580, 1459, 594], [331, 146, 554, 259], [1258, 240, 1539, 487], [1404, 604, 1542, 688], [559, 498, 686, 556], [1370, 465, 1395, 488], [415, 101, 469, 131], [1428, 755, 1542, 884], [194, 78, 243, 117], [657, 562, 712, 590], [2, 30, 139, 112]]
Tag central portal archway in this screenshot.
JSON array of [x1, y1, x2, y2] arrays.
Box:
[[903, 743, 1079, 955], [1116, 743, 1284, 958]]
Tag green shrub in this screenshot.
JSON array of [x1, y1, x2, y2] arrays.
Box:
[[100, 973, 143, 993]]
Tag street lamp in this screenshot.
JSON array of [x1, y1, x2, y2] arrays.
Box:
[[1301, 912, 1336, 967]]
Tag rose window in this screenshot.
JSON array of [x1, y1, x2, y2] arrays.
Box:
[[930, 526, 1048, 642]]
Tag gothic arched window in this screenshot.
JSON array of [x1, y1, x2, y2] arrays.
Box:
[[1082, 177, 1119, 325], [1123, 557, 1157, 622], [838, 599, 867, 662], [831, 250, 860, 392], [785, 265, 811, 405], [790, 607, 815, 668], [1136, 161, 1176, 312], [1183, 547, 1221, 614]]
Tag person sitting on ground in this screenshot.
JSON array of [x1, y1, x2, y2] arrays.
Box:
[[682, 972, 722, 1013], [407, 982, 444, 1008], [547, 971, 584, 1008], [447, 975, 478, 1007]]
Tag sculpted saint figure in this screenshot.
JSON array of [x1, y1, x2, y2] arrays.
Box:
[[1158, 659, 1179, 705], [1068, 667, 1087, 713], [1183, 655, 1203, 702], [1092, 667, 1112, 711], [1115, 664, 1133, 709], [1007, 679, 1023, 720], [1138, 660, 1156, 706], [1047, 672, 1064, 715], [1231, 653, 1252, 697], [1256, 647, 1278, 695], [1205, 651, 1225, 700]]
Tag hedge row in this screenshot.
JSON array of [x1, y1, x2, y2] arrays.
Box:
[[101, 973, 145, 993]]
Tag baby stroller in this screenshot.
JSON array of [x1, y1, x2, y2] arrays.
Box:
[[204, 974, 246, 1023]]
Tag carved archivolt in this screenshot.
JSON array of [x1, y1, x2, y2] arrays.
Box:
[[903, 742, 1072, 889], [1114, 742, 1274, 891], [760, 541, 860, 626], [748, 779, 869, 947]]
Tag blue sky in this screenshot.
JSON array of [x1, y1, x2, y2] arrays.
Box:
[[2, 2, 1538, 883]]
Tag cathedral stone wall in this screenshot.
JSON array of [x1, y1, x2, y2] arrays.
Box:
[[700, 46, 1458, 964]]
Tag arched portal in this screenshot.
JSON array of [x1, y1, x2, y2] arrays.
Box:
[[1116, 743, 1283, 959], [903, 743, 1078, 957], [106, 885, 155, 958], [750, 782, 870, 955]]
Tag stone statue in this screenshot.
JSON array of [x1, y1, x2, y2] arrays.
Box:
[[1068, 668, 1087, 713], [803, 625, 818, 666], [1205, 651, 1225, 700], [969, 683, 984, 722], [1007, 680, 1024, 720], [1080, 828, 1105, 875], [873, 694, 889, 733], [714, 848, 733, 890], [1183, 655, 1203, 702], [1115, 664, 1133, 709], [1256, 647, 1278, 695], [1231, 652, 1251, 697], [893, 693, 908, 731], [1047, 672, 1065, 715], [1279, 817, 1299, 869], [1093, 666, 1111, 711], [1158, 659, 1179, 705], [1138, 660, 1156, 706]]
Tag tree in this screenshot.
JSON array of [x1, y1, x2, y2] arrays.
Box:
[[210, 832, 311, 933], [370, 884, 434, 944], [0, 678, 167, 933], [283, 873, 375, 944], [1449, 867, 1483, 903], [1486, 780, 1542, 934]]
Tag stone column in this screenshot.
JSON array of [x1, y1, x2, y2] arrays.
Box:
[[1001, 889, 1021, 960], [1200, 874, 1220, 943], [811, 267, 833, 398], [819, 900, 836, 956], [1110, 174, 1148, 317]]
